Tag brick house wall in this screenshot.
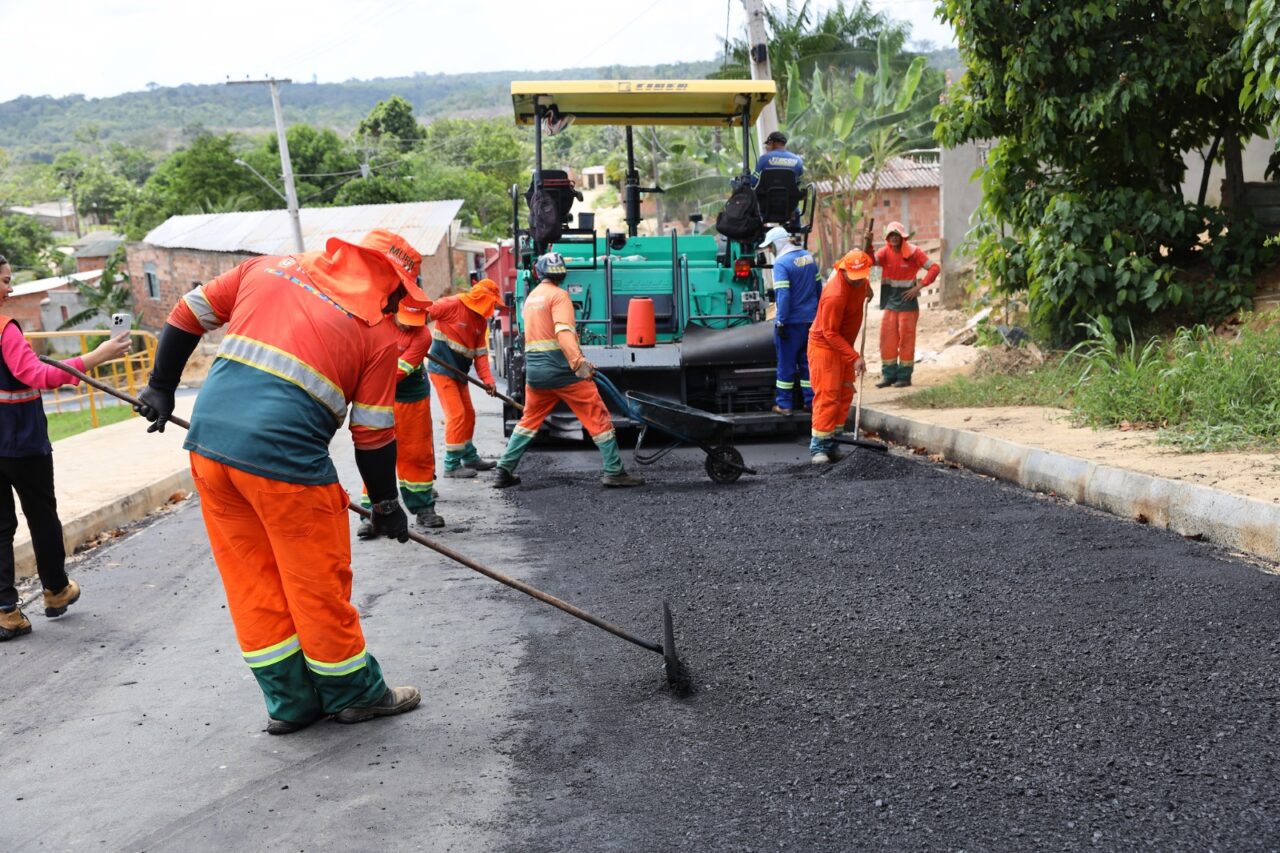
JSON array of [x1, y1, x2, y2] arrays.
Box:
[[75, 256, 108, 273], [126, 245, 255, 329], [812, 186, 941, 250], [126, 242, 453, 328], [2, 291, 59, 333]]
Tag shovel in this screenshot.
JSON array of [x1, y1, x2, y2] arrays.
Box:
[[38, 355, 692, 693], [832, 287, 888, 453]]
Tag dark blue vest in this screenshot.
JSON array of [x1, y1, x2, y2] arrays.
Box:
[[0, 317, 51, 457]]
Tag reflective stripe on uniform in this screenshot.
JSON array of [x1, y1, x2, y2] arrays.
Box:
[[553, 323, 575, 335], [591, 429, 617, 445], [398, 479, 434, 492], [217, 334, 347, 421], [397, 359, 416, 374], [525, 339, 560, 353], [305, 649, 369, 677], [884, 278, 916, 289], [773, 282, 790, 289], [775, 380, 794, 389], [182, 287, 223, 331], [431, 329, 485, 359], [242, 634, 301, 669], [799, 380, 812, 388], [0, 388, 40, 403], [350, 402, 394, 429], [811, 428, 835, 439]]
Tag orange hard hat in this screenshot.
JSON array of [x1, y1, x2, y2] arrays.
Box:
[[396, 295, 430, 327], [834, 249, 873, 280]]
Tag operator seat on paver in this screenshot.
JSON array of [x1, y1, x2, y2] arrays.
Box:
[[524, 170, 584, 229]]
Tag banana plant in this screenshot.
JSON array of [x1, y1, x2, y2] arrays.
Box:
[[781, 33, 938, 264]]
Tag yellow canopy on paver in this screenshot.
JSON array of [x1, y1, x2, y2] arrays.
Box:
[[511, 80, 777, 127]]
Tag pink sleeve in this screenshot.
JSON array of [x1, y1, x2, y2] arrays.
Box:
[[1, 322, 86, 389]]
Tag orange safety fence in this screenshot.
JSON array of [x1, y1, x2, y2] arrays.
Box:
[[28, 330, 158, 429]]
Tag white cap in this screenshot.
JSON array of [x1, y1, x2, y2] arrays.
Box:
[[758, 226, 791, 249]]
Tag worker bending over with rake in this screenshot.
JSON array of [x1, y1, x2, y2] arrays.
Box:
[[494, 252, 644, 489], [808, 249, 873, 464], [874, 221, 939, 388], [427, 278, 501, 478], [356, 294, 444, 532], [134, 229, 424, 735]]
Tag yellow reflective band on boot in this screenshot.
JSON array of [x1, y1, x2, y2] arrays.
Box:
[[305, 649, 369, 677], [242, 634, 302, 669]]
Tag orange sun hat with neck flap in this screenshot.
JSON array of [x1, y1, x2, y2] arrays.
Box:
[[458, 278, 500, 318], [296, 228, 426, 326]]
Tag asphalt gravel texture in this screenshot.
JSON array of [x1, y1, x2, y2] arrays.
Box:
[[497, 446, 1280, 852]]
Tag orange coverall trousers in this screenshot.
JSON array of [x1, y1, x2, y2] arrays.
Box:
[[429, 373, 479, 470], [190, 452, 387, 723], [807, 346, 856, 442], [879, 309, 919, 383]]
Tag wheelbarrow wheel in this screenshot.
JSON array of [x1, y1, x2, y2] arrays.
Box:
[[705, 445, 745, 484]]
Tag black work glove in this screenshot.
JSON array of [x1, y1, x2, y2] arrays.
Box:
[[370, 499, 409, 543], [135, 385, 175, 433]]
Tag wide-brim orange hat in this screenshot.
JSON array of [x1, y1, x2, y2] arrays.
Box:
[[396, 295, 430, 327], [458, 278, 500, 317], [833, 249, 873, 280], [326, 229, 428, 303]]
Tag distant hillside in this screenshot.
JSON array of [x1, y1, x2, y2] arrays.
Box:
[[1, 61, 720, 161]]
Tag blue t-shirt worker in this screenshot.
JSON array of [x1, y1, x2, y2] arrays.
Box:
[[751, 130, 805, 187], [760, 225, 820, 415]]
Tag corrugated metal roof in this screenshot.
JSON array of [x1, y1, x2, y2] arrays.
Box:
[[814, 157, 941, 193], [9, 269, 102, 298], [141, 200, 465, 257], [71, 231, 126, 258]]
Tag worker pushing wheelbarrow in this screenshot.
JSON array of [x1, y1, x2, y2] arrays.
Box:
[[594, 373, 757, 484]]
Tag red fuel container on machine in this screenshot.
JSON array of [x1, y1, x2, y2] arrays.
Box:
[[626, 297, 656, 347]]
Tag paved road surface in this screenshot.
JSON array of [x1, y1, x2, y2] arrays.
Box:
[[4, 401, 1280, 851]]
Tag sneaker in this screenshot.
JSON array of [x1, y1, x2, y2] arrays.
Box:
[[43, 579, 80, 618], [810, 452, 831, 465], [493, 468, 521, 489], [770, 405, 793, 416], [465, 458, 497, 471], [0, 607, 32, 641], [356, 519, 377, 540], [893, 379, 912, 388], [415, 508, 445, 529], [601, 471, 645, 487], [335, 686, 421, 724], [443, 467, 478, 479], [874, 378, 894, 388], [266, 715, 323, 736]]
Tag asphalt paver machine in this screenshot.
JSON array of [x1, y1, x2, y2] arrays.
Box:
[[497, 79, 809, 439]]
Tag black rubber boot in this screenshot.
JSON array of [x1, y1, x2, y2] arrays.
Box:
[[266, 715, 324, 735], [874, 377, 895, 388], [415, 508, 445, 529], [601, 471, 645, 487], [893, 379, 912, 388], [493, 468, 521, 489], [465, 458, 497, 471]]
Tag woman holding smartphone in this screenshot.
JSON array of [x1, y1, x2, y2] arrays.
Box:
[[0, 253, 131, 640]]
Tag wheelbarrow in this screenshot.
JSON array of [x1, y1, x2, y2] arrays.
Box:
[[594, 373, 757, 484]]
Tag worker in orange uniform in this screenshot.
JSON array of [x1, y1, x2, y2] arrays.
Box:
[[355, 295, 443, 531], [807, 249, 873, 464], [426, 278, 501, 478], [134, 230, 425, 735], [493, 253, 644, 488], [874, 221, 940, 388]]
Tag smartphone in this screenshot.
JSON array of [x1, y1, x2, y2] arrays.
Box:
[[110, 312, 132, 339]]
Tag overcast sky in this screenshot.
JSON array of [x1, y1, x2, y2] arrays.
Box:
[[0, 0, 954, 103]]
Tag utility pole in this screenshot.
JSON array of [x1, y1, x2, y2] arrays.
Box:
[[741, 0, 780, 154], [227, 77, 305, 253]]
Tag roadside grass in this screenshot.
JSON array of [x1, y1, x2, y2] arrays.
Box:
[[47, 404, 135, 442], [898, 314, 1280, 453]]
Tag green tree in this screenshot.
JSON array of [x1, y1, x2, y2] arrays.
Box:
[[1241, 0, 1280, 176], [356, 95, 425, 150], [423, 118, 529, 190], [0, 213, 58, 276], [59, 247, 134, 328], [937, 0, 1273, 342]]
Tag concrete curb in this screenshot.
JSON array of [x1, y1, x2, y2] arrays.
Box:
[[15, 469, 193, 580], [861, 407, 1280, 563]]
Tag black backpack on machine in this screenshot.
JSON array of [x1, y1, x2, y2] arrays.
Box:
[[716, 177, 763, 241], [529, 189, 563, 244]]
